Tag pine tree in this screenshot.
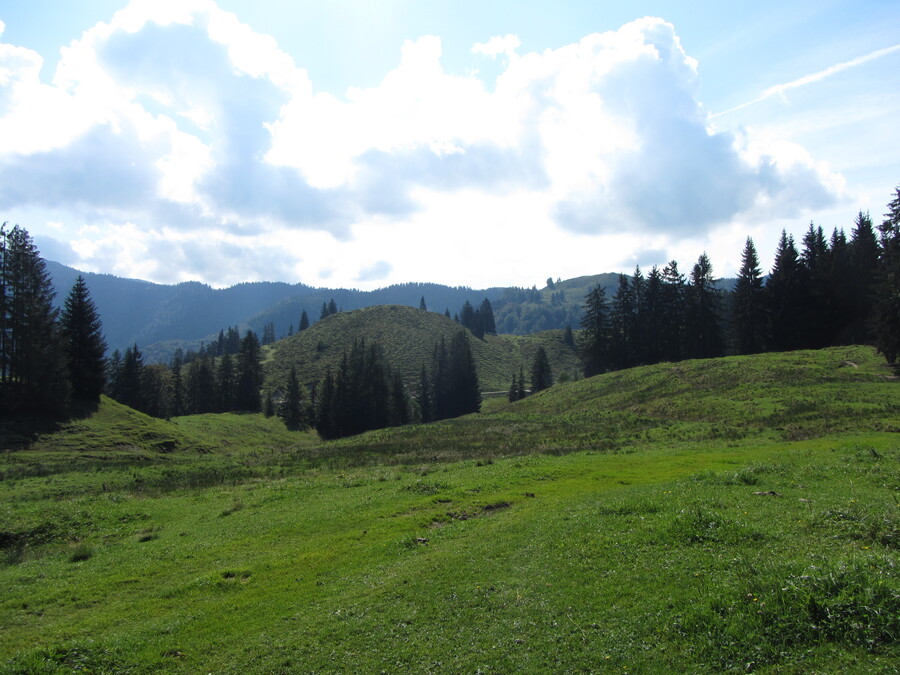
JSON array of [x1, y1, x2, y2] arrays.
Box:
[[530, 346, 553, 393], [660, 261, 686, 363], [685, 253, 723, 359], [516, 367, 527, 400], [235, 331, 263, 412], [508, 372, 519, 402], [119, 344, 144, 411], [608, 274, 636, 370], [170, 351, 184, 417], [60, 276, 107, 407], [419, 296, 427, 311], [389, 371, 409, 427], [563, 324, 575, 348], [280, 365, 305, 430], [848, 211, 879, 344], [299, 310, 310, 331], [447, 331, 481, 417], [765, 231, 805, 352], [417, 363, 433, 423], [731, 237, 767, 354], [479, 298, 497, 336], [799, 223, 831, 348], [874, 185, 900, 366], [216, 353, 235, 412], [0, 224, 69, 416], [641, 266, 665, 364], [579, 284, 610, 377]]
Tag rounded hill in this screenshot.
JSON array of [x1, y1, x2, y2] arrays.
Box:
[[264, 305, 579, 393]]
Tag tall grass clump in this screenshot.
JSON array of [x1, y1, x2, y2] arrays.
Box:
[[675, 555, 899, 671]]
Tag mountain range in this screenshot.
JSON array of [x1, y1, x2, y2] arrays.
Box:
[[46, 260, 622, 363]]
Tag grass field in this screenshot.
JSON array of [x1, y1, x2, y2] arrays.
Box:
[[1, 345, 898, 673]]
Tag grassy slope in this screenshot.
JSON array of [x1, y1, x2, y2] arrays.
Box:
[[0, 346, 897, 674], [264, 304, 581, 393]]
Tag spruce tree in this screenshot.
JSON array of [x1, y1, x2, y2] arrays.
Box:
[[508, 372, 519, 402], [417, 363, 433, 422], [848, 211, 879, 344], [579, 284, 610, 377], [216, 353, 235, 412], [299, 310, 310, 331], [731, 237, 767, 354], [235, 331, 263, 412], [170, 351, 184, 417], [419, 296, 427, 311], [685, 253, 723, 359], [660, 261, 686, 363], [517, 366, 527, 401], [563, 324, 575, 348], [530, 346, 553, 393], [765, 231, 805, 352], [479, 298, 497, 336], [608, 274, 636, 370], [280, 365, 305, 430], [61, 276, 107, 406], [119, 344, 144, 411], [874, 185, 900, 366], [447, 331, 481, 417], [0, 224, 69, 416]]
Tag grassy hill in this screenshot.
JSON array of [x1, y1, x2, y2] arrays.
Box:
[[264, 304, 581, 394], [1, 346, 898, 673]]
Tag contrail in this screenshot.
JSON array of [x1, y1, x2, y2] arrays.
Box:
[[710, 43, 900, 118]]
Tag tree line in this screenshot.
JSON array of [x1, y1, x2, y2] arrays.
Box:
[[578, 186, 900, 375]]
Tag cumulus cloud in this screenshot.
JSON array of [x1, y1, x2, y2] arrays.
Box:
[[0, 5, 845, 287]]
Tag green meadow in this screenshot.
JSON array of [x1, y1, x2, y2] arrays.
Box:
[[1, 346, 898, 673]]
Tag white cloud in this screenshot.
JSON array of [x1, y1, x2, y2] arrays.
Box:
[[0, 6, 847, 288]]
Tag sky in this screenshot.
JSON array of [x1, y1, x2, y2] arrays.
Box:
[[1, 1, 898, 290]]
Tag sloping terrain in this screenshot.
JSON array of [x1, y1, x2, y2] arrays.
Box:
[[1, 346, 897, 673], [264, 304, 581, 392]]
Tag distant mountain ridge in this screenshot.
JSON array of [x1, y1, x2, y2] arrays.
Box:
[[47, 260, 730, 364]]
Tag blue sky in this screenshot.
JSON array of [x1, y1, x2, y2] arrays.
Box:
[[1, 0, 898, 289]]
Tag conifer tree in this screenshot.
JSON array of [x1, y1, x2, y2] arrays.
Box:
[[280, 365, 305, 430], [731, 237, 767, 354], [530, 346, 553, 393], [848, 211, 879, 344], [61, 276, 107, 407], [417, 363, 433, 423], [660, 261, 686, 362], [579, 284, 611, 377], [479, 298, 497, 336], [765, 231, 805, 352], [419, 296, 427, 311], [119, 344, 145, 411], [517, 366, 527, 400], [508, 372, 519, 402], [299, 310, 310, 331], [563, 324, 575, 348], [170, 351, 184, 417], [216, 353, 235, 412], [874, 185, 900, 366], [235, 330, 263, 411], [0, 224, 69, 416], [685, 253, 723, 359], [389, 371, 409, 427], [608, 274, 636, 370], [641, 266, 665, 364], [447, 331, 481, 417]]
